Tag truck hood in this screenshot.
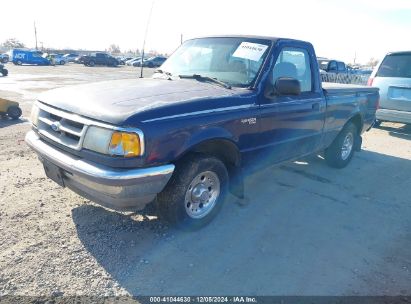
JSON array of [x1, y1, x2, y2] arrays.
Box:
[[38, 78, 236, 125]]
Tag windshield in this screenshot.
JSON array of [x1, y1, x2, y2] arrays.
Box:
[[377, 53, 411, 78], [159, 37, 271, 87]]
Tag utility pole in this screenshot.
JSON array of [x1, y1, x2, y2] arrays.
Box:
[[34, 21, 38, 50], [180, 34, 183, 45], [140, 0, 155, 78]]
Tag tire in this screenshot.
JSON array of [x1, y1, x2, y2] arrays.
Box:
[[60, 60, 65, 65], [88, 60, 95, 67], [156, 154, 229, 230], [1, 58, 7, 63], [325, 122, 357, 168], [16, 60, 22, 65], [1, 69, 8, 76], [7, 106, 22, 120], [373, 119, 382, 128]]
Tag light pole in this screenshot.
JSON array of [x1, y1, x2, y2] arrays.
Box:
[[34, 21, 38, 50], [140, 0, 155, 78]]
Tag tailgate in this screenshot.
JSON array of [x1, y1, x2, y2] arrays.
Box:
[[373, 77, 411, 112], [386, 85, 411, 112]]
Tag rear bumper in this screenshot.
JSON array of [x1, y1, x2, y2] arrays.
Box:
[[25, 130, 175, 210], [377, 108, 411, 124]]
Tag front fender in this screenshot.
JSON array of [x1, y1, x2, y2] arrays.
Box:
[[177, 126, 237, 160]]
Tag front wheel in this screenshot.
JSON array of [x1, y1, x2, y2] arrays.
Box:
[[1, 69, 8, 76], [156, 154, 228, 230], [88, 60, 95, 67], [60, 60, 65, 65], [325, 122, 357, 168], [7, 106, 22, 120]]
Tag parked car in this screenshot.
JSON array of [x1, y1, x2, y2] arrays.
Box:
[[82, 52, 119, 67], [134, 56, 167, 68], [116, 57, 133, 65], [0, 63, 8, 76], [43, 53, 67, 65], [0, 53, 9, 63], [0, 98, 22, 119], [62, 53, 79, 63], [126, 57, 142, 66], [26, 35, 378, 230], [318, 59, 349, 73], [369, 51, 411, 125], [74, 55, 86, 64], [124, 58, 136, 65], [10, 49, 50, 65]]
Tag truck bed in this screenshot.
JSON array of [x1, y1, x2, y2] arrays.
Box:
[[322, 82, 379, 94]]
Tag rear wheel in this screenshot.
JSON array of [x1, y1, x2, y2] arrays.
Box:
[[1, 69, 8, 76], [60, 60, 65, 65], [373, 119, 382, 128], [7, 106, 22, 120], [88, 60, 95, 67], [16, 60, 22, 65], [156, 154, 228, 230], [325, 122, 357, 168]]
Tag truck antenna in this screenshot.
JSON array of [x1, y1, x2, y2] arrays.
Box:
[[140, 0, 155, 78], [34, 21, 38, 50]]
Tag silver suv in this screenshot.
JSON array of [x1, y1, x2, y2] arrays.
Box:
[[369, 51, 411, 125]]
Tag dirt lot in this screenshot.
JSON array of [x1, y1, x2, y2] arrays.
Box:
[[0, 63, 411, 297]]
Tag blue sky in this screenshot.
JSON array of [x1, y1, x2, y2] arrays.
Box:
[[1, 0, 410, 64]]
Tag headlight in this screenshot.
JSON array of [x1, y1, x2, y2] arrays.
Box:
[[83, 126, 113, 154], [108, 131, 142, 157], [30, 104, 40, 126], [83, 127, 143, 157]]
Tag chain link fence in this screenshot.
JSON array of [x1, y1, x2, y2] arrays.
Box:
[[320, 72, 370, 85]]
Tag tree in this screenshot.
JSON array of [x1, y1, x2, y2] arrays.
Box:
[[367, 57, 379, 67], [1, 38, 26, 50], [108, 44, 121, 54]]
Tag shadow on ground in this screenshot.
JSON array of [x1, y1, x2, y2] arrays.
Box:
[[72, 150, 411, 295], [0, 117, 29, 128], [377, 123, 411, 140]]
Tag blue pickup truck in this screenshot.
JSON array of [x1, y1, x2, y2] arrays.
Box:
[[26, 36, 379, 229]]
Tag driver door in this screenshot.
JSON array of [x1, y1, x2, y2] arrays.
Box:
[[256, 46, 326, 164]]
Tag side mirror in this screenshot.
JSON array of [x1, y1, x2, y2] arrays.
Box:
[[273, 77, 301, 96]]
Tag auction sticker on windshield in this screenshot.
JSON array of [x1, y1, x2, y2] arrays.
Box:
[[232, 42, 268, 61]]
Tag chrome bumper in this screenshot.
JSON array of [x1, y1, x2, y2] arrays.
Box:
[[377, 108, 411, 124], [25, 130, 175, 210]]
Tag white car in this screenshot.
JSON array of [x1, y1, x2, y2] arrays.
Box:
[[43, 53, 67, 65]]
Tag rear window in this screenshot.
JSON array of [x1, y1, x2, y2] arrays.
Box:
[[377, 53, 411, 78]]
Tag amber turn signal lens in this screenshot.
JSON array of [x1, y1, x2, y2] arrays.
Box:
[[109, 132, 141, 157]]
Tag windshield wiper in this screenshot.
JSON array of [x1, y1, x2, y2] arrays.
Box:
[[154, 69, 173, 79], [179, 74, 232, 89]]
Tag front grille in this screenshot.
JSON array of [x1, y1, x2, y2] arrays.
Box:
[[37, 103, 88, 150]]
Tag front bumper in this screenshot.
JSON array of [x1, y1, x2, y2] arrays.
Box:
[[25, 131, 175, 210]]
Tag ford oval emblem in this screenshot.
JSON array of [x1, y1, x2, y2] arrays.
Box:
[[51, 122, 61, 132]]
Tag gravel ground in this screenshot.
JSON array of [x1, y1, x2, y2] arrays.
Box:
[[0, 63, 411, 297]]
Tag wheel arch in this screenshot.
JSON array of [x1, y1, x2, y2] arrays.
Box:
[[176, 137, 244, 199], [347, 112, 364, 134]]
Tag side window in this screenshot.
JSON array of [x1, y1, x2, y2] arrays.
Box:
[[337, 61, 345, 71], [328, 61, 337, 71], [271, 47, 312, 92]]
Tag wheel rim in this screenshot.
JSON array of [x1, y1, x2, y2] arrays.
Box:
[[341, 132, 354, 160], [184, 171, 220, 219]]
